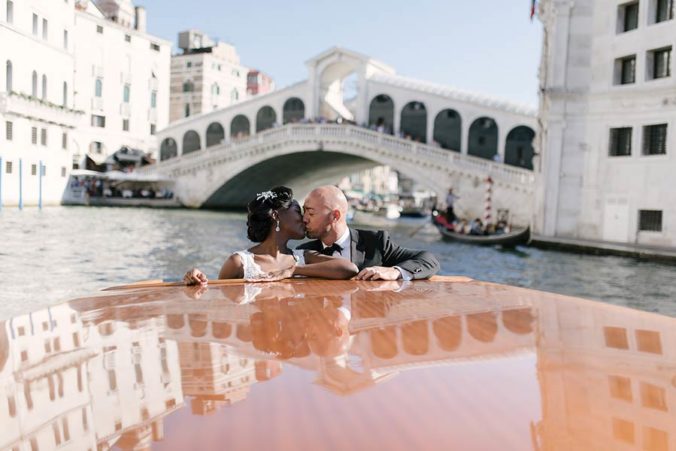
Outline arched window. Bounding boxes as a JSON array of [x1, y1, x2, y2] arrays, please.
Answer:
[[31, 71, 38, 97], [94, 78, 102, 97], [123, 84, 130, 103], [402, 320, 429, 356], [282, 97, 305, 124], [182, 80, 194, 93], [255, 106, 276, 132], [433, 316, 462, 351], [230, 114, 250, 139], [468, 117, 498, 160], [368, 94, 394, 134], [160, 138, 178, 161], [466, 312, 498, 343], [62, 82, 67, 107], [206, 122, 225, 147], [400, 101, 427, 142], [6, 1, 14, 24], [230, 88, 239, 103], [41, 74, 47, 100], [211, 83, 220, 96], [433, 109, 462, 151], [370, 327, 397, 359], [184, 104, 190, 117], [504, 126, 535, 170], [182, 130, 200, 154], [5, 60, 11, 92]]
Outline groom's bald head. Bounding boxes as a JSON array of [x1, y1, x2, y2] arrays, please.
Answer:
[[302, 185, 349, 242]]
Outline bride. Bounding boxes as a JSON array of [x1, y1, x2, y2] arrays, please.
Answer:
[[184, 186, 358, 284]]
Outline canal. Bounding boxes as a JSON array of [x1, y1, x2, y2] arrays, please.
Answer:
[[0, 206, 674, 319]]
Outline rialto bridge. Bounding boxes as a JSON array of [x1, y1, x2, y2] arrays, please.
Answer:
[[145, 48, 537, 223]]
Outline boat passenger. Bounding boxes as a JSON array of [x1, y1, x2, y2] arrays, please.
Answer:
[[298, 185, 440, 280], [184, 186, 359, 284]]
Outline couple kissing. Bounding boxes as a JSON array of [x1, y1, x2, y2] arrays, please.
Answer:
[[184, 185, 440, 284]]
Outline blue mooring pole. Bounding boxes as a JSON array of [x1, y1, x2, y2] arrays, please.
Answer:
[[38, 159, 43, 210], [18, 158, 23, 210]]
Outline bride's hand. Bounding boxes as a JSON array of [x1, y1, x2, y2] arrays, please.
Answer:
[[184, 268, 208, 286]]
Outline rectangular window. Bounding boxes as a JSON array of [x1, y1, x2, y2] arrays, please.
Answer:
[[40, 128, 47, 146], [31, 126, 37, 144], [648, 47, 671, 79], [122, 119, 129, 131], [639, 210, 663, 231], [62, 132, 67, 149], [31, 164, 37, 176], [150, 123, 156, 135], [5, 161, 12, 174], [123, 84, 130, 103], [187, 61, 192, 68], [96, 25, 103, 34], [42, 18, 48, 40], [150, 43, 160, 51], [643, 124, 667, 155], [125, 34, 131, 42], [621, 2, 639, 31], [5, 121, 12, 141], [609, 127, 632, 156], [41, 165, 46, 177], [61, 166, 66, 177], [32, 13, 38, 35], [150, 90, 157, 108], [616, 55, 636, 84], [6, 0, 13, 23], [63, 29, 68, 49], [91, 115, 106, 128], [655, 0, 674, 22]]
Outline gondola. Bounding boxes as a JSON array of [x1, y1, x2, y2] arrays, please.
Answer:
[[432, 212, 530, 247]]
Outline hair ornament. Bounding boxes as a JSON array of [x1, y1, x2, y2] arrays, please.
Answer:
[[256, 191, 278, 202]]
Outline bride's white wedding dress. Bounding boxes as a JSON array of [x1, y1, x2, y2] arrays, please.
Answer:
[[235, 250, 305, 280]]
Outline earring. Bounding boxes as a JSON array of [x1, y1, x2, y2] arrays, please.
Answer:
[[275, 220, 280, 232]]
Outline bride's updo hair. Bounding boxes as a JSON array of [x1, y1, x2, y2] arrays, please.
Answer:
[[247, 186, 294, 242]]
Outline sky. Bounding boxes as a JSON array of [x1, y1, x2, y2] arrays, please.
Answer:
[[139, 0, 543, 107]]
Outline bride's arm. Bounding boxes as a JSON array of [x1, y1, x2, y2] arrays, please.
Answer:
[[218, 254, 244, 279], [293, 252, 358, 279]]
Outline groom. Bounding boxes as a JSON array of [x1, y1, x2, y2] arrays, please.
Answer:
[[298, 185, 440, 280]]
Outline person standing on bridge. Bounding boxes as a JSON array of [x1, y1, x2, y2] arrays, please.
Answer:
[[299, 185, 440, 280]]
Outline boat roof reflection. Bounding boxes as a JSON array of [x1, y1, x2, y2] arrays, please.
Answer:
[[1, 277, 674, 450]]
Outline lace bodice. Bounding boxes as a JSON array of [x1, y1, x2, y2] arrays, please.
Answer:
[[235, 250, 305, 281], [235, 250, 268, 280]]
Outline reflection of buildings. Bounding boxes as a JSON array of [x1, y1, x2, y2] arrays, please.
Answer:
[[2, 281, 676, 449], [0, 302, 183, 450], [535, 299, 676, 450]]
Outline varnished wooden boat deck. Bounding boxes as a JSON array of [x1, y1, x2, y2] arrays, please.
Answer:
[[1, 277, 674, 450]]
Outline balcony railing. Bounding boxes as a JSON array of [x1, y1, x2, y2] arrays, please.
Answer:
[[0, 92, 84, 128]]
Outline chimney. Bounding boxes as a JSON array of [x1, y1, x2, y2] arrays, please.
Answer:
[[135, 6, 146, 33]]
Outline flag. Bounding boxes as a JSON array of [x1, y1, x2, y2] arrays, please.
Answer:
[[530, 0, 537, 20]]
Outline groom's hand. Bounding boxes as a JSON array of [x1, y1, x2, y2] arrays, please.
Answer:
[[352, 266, 401, 281]]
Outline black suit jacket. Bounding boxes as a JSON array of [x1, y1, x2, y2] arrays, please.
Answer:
[[297, 228, 440, 280]]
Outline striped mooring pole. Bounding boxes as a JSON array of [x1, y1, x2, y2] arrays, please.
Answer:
[[483, 176, 493, 224]]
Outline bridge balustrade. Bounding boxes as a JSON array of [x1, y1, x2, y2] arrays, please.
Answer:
[[148, 124, 535, 188]]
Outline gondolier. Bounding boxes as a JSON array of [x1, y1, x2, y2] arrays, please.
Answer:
[[445, 188, 459, 223]]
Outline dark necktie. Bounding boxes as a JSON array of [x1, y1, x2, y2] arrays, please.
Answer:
[[321, 243, 342, 256]]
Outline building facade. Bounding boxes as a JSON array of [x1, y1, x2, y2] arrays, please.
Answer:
[[169, 30, 254, 123], [536, 0, 676, 247], [0, 0, 169, 207], [73, 0, 170, 167], [0, 0, 83, 207]]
